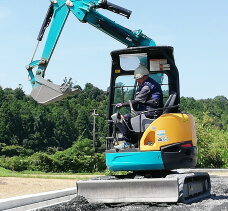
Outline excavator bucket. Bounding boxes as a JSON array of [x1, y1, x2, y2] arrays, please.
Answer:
[[30, 76, 80, 105]]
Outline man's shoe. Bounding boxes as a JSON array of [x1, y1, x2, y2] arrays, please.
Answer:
[[114, 141, 134, 149], [114, 141, 127, 149]]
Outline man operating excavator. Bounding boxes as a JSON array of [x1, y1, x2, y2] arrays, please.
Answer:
[[115, 65, 163, 149], [26, 1, 211, 203]]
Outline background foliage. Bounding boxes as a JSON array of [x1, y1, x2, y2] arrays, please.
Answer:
[[0, 85, 227, 172]]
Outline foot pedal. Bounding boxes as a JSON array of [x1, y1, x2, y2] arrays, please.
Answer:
[[31, 75, 80, 105]]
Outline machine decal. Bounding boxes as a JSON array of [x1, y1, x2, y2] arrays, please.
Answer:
[[157, 130, 165, 142], [157, 138, 163, 142], [157, 130, 165, 136], [164, 136, 169, 142]]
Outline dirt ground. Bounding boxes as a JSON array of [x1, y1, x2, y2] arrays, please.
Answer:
[[0, 177, 77, 199]]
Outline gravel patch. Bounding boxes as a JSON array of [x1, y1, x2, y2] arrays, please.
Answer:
[[37, 175, 228, 211]]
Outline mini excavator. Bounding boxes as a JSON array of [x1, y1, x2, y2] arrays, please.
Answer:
[[26, 0, 211, 204]]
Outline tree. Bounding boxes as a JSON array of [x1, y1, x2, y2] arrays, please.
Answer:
[[0, 83, 227, 170], [14, 85, 25, 100]]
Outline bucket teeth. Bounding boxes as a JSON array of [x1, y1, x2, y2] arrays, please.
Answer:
[[31, 75, 80, 105]]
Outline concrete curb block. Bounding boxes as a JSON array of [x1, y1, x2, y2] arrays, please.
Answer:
[[193, 168, 228, 172], [178, 168, 228, 173], [0, 187, 76, 210]]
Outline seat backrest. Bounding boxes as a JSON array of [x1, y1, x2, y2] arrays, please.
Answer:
[[163, 91, 177, 114], [130, 92, 177, 132], [141, 115, 154, 131], [131, 114, 154, 132]]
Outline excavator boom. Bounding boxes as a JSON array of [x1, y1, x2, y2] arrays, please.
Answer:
[[26, 0, 155, 105]]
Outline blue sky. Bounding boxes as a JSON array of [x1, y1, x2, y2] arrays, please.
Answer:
[[0, 0, 227, 99]]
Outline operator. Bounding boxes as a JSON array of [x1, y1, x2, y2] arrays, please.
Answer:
[[115, 65, 163, 148]]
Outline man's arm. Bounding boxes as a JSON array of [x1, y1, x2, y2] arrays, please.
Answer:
[[116, 86, 150, 108], [134, 86, 150, 103]]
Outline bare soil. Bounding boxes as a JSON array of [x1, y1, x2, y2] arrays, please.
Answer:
[[0, 177, 76, 199]]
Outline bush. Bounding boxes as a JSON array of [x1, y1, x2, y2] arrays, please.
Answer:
[[1, 145, 32, 157], [28, 152, 58, 172], [94, 153, 106, 172], [196, 119, 228, 168], [53, 151, 95, 173], [0, 143, 6, 153], [0, 156, 28, 171]]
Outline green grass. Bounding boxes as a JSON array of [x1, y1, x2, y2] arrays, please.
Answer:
[[0, 167, 103, 180]]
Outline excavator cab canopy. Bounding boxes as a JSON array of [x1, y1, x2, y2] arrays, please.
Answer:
[[108, 46, 180, 123]]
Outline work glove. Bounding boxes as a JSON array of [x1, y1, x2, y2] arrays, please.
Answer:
[[115, 103, 122, 108]]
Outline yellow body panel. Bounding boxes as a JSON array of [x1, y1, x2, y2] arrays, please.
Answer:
[[140, 113, 197, 151]]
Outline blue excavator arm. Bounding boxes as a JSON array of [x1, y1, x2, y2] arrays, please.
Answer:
[[26, 0, 156, 105]]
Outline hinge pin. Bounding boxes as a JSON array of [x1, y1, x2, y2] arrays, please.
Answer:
[[66, 0, 74, 7]]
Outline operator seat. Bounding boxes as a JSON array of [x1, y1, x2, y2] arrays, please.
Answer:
[[129, 100, 155, 133], [130, 91, 177, 133]]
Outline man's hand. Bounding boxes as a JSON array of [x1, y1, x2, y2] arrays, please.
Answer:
[[115, 103, 122, 108]]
